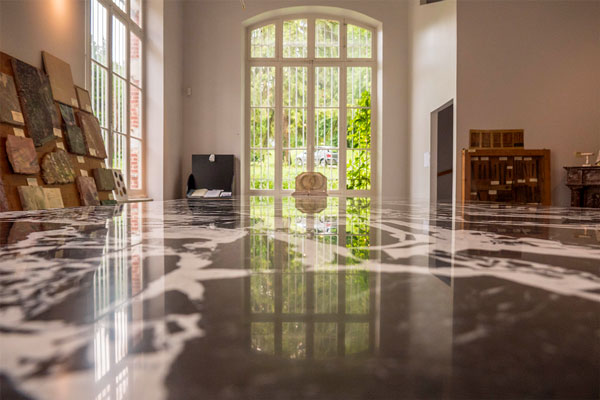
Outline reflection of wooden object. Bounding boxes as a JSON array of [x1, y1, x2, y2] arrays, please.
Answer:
[[0, 176, 8, 212], [462, 149, 551, 205], [564, 166, 600, 208], [42, 51, 79, 108], [469, 129, 525, 149], [294, 197, 328, 214], [292, 172, 327, 196]]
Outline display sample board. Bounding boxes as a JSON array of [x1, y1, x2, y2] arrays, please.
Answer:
[[42, 51, 79, 108], [76, 176, 100, 206], [78, 111, 108, 159], [6, 135, 40, 174], [75, 86, 93, 114], [0, 52, 115, 211]]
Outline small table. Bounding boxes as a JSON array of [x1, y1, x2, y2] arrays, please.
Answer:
[[564, 166, 600, 207]]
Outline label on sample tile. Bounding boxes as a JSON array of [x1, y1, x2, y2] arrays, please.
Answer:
[[13, 128, 25, 137], [468, 149, 476, 153], [518, 179, 526, 183], [53, 128, 62, 138], [530, 178, 538, 183], [90, 149, 97, 157], [499, 157, 508, 161], [56, 142, 65, 150], [524, 157, 532, 161], [506, 180, 513, 185], [514, 156, 523, 160], [507, 166, 513, 169], [77, 156, 85, 164], [481, 157, 489, 161], [101, 162, 106, 168], [27, 178, 38, 186], [71, 98, 78, 107], [491, 181, 500, 185], [472, 157, 479, 161], [11, 111, 24, 123], [489, 190, 497, 195], [80, 170, 88, 177], [85, 105, 92, 113]]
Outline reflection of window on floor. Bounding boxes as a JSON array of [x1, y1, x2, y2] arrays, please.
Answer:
[[93, 203, 145, 400], [247, 196, 375, 359]]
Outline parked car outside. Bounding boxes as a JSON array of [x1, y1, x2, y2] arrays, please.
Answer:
[[295, 149, 338, 166]]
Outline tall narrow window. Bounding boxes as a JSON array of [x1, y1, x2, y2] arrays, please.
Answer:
[[247, 17, 376, 194], [90, 0, 144, 194]]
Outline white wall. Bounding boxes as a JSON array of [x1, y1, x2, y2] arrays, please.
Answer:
[[163, 0, 185, 199], [408, 0, 457, 202], [181, 0, 409, 197], [456, 0, 600, 206], [0, 0, 87, 86]]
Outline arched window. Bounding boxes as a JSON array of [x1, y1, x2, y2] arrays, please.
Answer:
[[246, 16, 377, 194]]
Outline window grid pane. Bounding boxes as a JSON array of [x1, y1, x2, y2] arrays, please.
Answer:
[[112, 16, 127, 78], [315, 67, 339, 190], [130, 0, 142, 27], [112, 133, 127, 182], [251, 24, 276, 58], [315, 19, 340, 58], [283, 67, 307, 190], [130, 138, 142, 190], [347, 25, 372, 58], [130, 33, 142, 87], [112, 0, 126, 12], [130, 85, 142, 138], [91, 0, 108, 66], [91, 62, 109, 129], [283, 19, 308, 58], [113, 75, 127, 134]]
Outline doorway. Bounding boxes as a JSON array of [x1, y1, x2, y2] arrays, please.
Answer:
[[430, 100, 454, 203]]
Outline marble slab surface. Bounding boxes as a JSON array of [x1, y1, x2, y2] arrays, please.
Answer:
[[0, 197, 598, 400]]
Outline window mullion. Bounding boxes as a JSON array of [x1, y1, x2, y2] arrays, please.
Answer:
[[126, 20, 131, 188], [340, 66, 348, 195], [307, 61, 315, 173], [275, 65, 283, 193], [107, 7, 114, 169]]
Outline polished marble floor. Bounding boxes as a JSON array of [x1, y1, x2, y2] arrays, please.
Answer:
[[0, 197, 599, 400]]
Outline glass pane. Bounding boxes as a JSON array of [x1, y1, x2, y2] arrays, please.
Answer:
[[112, 0, 126, 12], [250, 150, 275, 190], [315, 67, 339, 107], [131, 0, 142, 27], [251, 323, 274, 354], [283, 67, 307, 107], [347, 24, 372, 58], [283, 67, 307, 190], [346, 269, 369, 314], [250, 108, 275, 149], [91, 62, 108, 128], [282, 322, 305, 359], [347, 67, 371, 107], [112, 17, 127, 77], [346, 150, 371, 190], [347, 108, 371, 149], [91, 0, 108, 66], [283, 19, 307, 58], [315, 323, 337, 359], [101, 128, 109, 155], [130, 85, 142, 138], [130, 33, 142, 87], [113, 75, 127, 133], [345, 323, 369, 355], [251, 273, 274, 312], [315, 19, 340, 58], [314, 109, 339, 190], [314, 245, 338, 314], [112, 133, 127, 181], [251, 67, 275, 107], [130, 138, 142, 190], [250, 24, 276, 58]]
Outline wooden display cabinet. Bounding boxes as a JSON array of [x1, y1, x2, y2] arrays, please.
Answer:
[[462, 148, 551, 205]]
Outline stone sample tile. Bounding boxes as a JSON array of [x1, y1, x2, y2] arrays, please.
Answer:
[[11, 59, 55, 147], [43, 188, 64, 209], [100, 199, 118, 206], [41, 149, 76, 184], [77, 111, 107, 159], [39, 73, 61, 129], [42, 51, 79, 108], [111, 169, 128, 201], [76, 176, 100, 206], [5, 135, 40, 175], [0, 176, 9, 212], [93, 168, 115, 191], [59, 104, 86, 155], [17, 186, 48, 211], [75, 86, 93, 113], [0, 72, 24, 126]]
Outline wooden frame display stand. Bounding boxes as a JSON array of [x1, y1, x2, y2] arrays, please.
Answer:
[[462, 148, 551, 205], [0, 52, 114, 211]]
